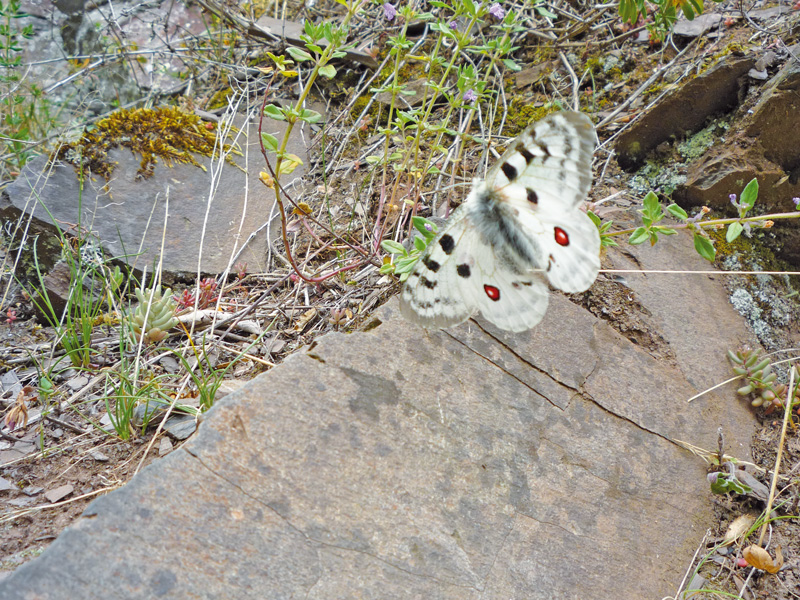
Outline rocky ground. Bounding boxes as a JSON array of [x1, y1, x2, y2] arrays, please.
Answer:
[[1, 0, 800, 597]]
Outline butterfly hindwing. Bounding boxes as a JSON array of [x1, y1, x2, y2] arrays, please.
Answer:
[[400, 208, 473, 329], [400, 209, 551, 332]]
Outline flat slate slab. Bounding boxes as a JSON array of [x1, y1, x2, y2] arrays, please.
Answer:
[[0, 235, 757, 599], [0, 115, 305, 280]]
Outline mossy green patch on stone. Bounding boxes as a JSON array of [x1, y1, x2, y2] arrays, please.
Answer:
[[53, 106, 237, 180], [677, 119, 730, 160]]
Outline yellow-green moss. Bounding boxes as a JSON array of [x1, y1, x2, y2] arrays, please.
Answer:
[[54, 106, 236, 179], [498, 99, 556, 135], [206, 87, 233, 111]]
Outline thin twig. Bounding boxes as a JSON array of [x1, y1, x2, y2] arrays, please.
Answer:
[[757, 364, 796, 546]]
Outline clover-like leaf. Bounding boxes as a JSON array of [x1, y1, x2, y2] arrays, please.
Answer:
[[261, 133, 278, 153], [666, 203, 688, 220], [381, 239, 406, 255], [628, 227, 649, 245], [264, 104, 285, 121]]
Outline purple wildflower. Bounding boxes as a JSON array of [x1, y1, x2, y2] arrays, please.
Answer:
[[463, 89, 477, 103], [425, 222, 434, 232], [488, 3, 505, 19], [383, 3, 396, 21], [793, 197, 800, 209], [729, 193, 738, 206]]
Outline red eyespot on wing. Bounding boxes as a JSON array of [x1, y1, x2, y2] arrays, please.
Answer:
[[554, 227, 569, 247], [484, 284, 501, 302]]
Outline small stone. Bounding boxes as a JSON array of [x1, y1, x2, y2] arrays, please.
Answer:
[[89, 450, 110, 462], [66, 376, 89, 392], [132, 401, 168, 427], [50, 428, 64, 439], [0, 476, 13, 492], [21, 486, 43, 496], [158, 437, 173, 456], [265, 338, 286, 355], [44, 484, 74, 503], [6, 497, 34, 507], [0, 371, 22, 398], [159, 356, 180, 373], [164, 415, 197, 440]]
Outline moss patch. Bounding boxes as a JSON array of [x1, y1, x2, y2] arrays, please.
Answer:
[[54, 106, 236, 180]]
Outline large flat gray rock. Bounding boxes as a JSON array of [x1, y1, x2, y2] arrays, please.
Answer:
[[0, 115, 305, 280], [0, 234, 757, 599]]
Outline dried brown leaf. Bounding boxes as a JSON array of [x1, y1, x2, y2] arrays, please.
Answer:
[[723, 514, 757, 546], [743, 544, 783, 573]]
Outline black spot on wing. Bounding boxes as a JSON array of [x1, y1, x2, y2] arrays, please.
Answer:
[[501, 162, 518, 181], [516, 143, 534, 165], [422, 257, 441, 273], [536, 140, 550, 157], [526, 188, 538, 204], [420, 276, 436, 289], [456, 264, 471, 278], [439, 234, 455, 255]]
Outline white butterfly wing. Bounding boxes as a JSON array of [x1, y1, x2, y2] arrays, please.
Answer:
[[485, 111, 595, 211], [400, 209, 550, 332], [516, 201, 600, 292], [399, 110, 600, 332], [484, 111, 600, 293], [399, 209, 474, 330]]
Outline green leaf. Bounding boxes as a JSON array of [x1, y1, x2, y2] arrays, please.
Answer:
[[263, 104, 285, 121], [587, 210, 602, 228], [710, 472, 752, 495], [318, 65, 337, 79], [414, 236, 427, 251], [628, 227, 649, 245], [642, 191, 661, 221], [286, 46, 312, 62], [658, 227, 678, 236], [727, 221, 744, 243], [740, 178, 759, 212], [694, 234, 716, 261], [412, 216, 438, 236], [666, 204, 688, 220], [299, 109, 323, 124], [381, 240, 406, 255], [502, 58, 522, 72], [535, 6, 558, 18], [261, 133, 278, 153]]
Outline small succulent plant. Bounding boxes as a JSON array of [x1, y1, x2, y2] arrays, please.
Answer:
[[728, 348, 800, 415], [130, 285, 179, 344]]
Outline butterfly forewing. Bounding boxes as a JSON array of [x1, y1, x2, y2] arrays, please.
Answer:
[[486, 111, 595, 212], [399, 111, 600, 332]]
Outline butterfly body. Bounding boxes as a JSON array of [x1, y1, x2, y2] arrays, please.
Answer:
[[400, 111, 600, 332]]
